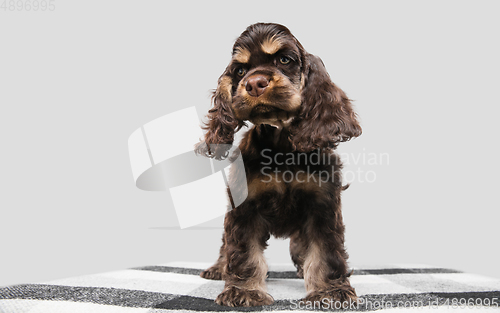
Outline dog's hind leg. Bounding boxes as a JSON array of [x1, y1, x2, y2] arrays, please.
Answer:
[[289, 231, 307, 278], [200, 233, 226, 280]]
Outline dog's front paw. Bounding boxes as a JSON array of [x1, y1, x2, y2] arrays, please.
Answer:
[[304, 284, 357, 308], [215, 286, 274, 307], [200, 266, 223, 280]]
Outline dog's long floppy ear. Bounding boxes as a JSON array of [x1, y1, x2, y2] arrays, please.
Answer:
[[289, 54, 362, 151], [195, 70, 239, 160]]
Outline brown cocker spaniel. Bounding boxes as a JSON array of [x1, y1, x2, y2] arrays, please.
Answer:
[[195, 23, 362, 307]]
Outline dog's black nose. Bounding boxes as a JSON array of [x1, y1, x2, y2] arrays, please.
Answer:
[[245, 75, 269, 97]]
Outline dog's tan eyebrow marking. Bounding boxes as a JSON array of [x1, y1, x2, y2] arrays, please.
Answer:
[[261, 35, 283, 55], [232, 47, 251, 63]]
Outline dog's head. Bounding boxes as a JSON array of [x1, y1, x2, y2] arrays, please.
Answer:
[[196, 23, 361, 159]]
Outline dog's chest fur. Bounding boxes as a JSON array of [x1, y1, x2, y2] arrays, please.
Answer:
[[231, 124, 343, 237]]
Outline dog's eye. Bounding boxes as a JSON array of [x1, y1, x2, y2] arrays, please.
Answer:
[[279, 56, 291, 65], [236, 67, 246, 77]]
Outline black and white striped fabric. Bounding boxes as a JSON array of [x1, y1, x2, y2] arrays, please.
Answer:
[[1, 262, 499, 312]]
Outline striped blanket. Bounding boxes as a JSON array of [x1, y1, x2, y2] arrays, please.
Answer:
[[1, 262, 499, 312]]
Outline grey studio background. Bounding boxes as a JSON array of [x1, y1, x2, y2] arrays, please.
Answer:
[[1, 1, 499, 287]]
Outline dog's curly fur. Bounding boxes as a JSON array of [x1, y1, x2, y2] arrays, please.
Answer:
[[195, 23, 361, 307]]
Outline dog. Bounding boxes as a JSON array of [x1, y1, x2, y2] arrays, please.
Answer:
[[195, 23, 362, 307]]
